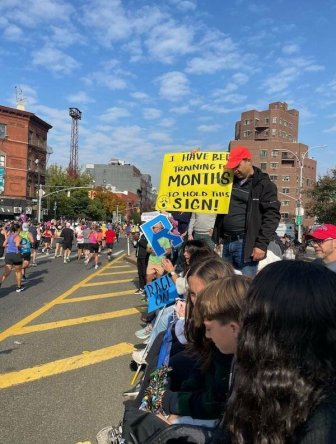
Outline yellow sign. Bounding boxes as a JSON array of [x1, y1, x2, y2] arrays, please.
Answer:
[[156, 151, 233, 214]]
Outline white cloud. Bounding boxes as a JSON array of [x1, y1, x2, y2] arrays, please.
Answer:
[[145, 21, 195, 63], [99, 107, 131, 122], [83, 72, 127, 90], [143, 108, 162, 119], [159, 118, 176, 128], [130, 92, 150, 101], [263, 56, 325, 94], [157, 71, 190, 101], [80, 0, 131, 45], [148, 132, 172, 142], [32, 45, 80, 75], [282, 44, 300, 55], [3, 24, 23, 41], [67, 91, 95, 105], [170, 105, 190, 114], [197, 124, 222, 133], [169, 0, 197, 11], [232, 73, 249, 85], [49, 25, 84, 48], [0, 0, 74, 28]]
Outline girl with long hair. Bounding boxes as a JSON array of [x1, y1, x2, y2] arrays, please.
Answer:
[[225, 260, 336, 443]]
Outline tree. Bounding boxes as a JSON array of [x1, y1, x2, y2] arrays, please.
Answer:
[[306, 168, 336, 224], [94, 187, 127, 219], [45, 165, 128, 221]]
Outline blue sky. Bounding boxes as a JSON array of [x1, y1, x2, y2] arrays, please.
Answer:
[[1, 0, 335, 186]]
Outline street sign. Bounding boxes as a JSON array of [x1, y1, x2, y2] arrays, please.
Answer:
[[296, 216, 303, 225], [0, 166, 4, 192]]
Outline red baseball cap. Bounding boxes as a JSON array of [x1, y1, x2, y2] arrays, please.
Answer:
[[306, 224, 336, 240], [225, 146, 252, 169]]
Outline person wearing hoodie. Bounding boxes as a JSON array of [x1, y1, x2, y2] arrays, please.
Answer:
[[213, 146, 280, 277]]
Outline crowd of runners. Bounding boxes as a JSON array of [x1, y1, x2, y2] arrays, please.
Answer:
[[0, 219, 128, 293]]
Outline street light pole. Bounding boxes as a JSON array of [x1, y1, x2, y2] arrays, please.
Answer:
[[282, 145, 326, 243]]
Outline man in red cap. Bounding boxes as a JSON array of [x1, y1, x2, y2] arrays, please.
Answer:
[[306, 224, 336, 272], [213, 145, 280, 276]]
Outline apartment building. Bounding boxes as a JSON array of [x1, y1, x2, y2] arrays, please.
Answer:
[[230, 102, 316, 225], [0, 105, 52, 219], [85, 159, 153, 212]]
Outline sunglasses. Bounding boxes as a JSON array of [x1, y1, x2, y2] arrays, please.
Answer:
[[308, 238, 333, 246]]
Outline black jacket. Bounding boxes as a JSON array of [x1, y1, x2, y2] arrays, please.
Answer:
[[134, 234, 149, 259], [214, 167, 280, 262]]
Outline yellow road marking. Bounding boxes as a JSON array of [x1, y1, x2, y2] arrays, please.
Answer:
[[0, 342, 134, 389], [82, 278, 134, 287], [0, 254, 126, 343], [109, 265, 131, 269], [13, 307, 139, 335], [57, 290, 136, 304], [100, 270, 137, 276]]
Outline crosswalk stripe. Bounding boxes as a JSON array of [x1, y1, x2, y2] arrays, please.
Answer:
[[0, 254, 127, 343], [99, 270, 137, 276], [82, 278, 134, 287], [13, 307, 140, 335], [57, 290, 136, 303], [0, 342, 134, 389]]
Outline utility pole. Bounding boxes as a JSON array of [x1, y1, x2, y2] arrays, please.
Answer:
[[282, 145, 326, 243], [37, 184, 43, 223]]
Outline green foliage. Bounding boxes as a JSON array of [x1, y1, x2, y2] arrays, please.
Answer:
[[128, 211, 141, 225], [306, 168, 336, 224], [45, 165, 125, 220]]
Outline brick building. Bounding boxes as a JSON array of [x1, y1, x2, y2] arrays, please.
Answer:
[[230, 102, 316, 225], [0, 105, 52, 219]]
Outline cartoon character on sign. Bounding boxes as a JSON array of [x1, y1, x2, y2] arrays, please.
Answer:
[[141, 214, 183, 257], [156, 195, 170, 210]]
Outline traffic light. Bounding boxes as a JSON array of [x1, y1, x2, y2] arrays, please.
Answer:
[[88, 190, 97, 199]]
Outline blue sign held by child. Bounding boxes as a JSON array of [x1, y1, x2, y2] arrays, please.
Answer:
[[145, 274, 178, 312], [141, 214, 183, 257]]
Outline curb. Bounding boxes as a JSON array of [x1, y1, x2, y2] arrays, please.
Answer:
[[125, 254, 137, 266]]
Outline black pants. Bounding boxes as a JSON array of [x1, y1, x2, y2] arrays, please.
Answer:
[[137, 257, 147, 289]]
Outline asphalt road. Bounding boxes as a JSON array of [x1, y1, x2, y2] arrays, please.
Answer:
[[0, 238, 144, 444]]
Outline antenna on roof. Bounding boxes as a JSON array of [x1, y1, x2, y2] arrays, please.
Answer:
[[15, 86, 26, 111]]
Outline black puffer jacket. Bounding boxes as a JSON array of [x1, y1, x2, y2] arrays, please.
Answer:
[[214, 167, 280, 262]]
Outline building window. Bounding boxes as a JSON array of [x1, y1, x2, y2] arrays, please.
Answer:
[[272, 117, 277, 124], [282, 175, 290, 181], [244, 119, 251, 125], [270, 162, 278, 169], [265, 118, 269, 124], [282, 188, 290, 194], [271, 149, 279, 156], [0, 123, 7, 139], [243, 130, 251, 137], [270, 175, 278, 181], [0, 155, 5, 166], [28, 131, 33, 144], [281, 201, 290, 206], [279, 118, 282, 125], [281, 212, 289, 219], [271, 129, 277, 136], [260, 150, 267, 157], [260, 163, 267, 171]]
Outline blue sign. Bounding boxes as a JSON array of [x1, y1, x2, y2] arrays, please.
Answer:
[[145, 274, 178, 312], [141, 214, 183, 257]]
